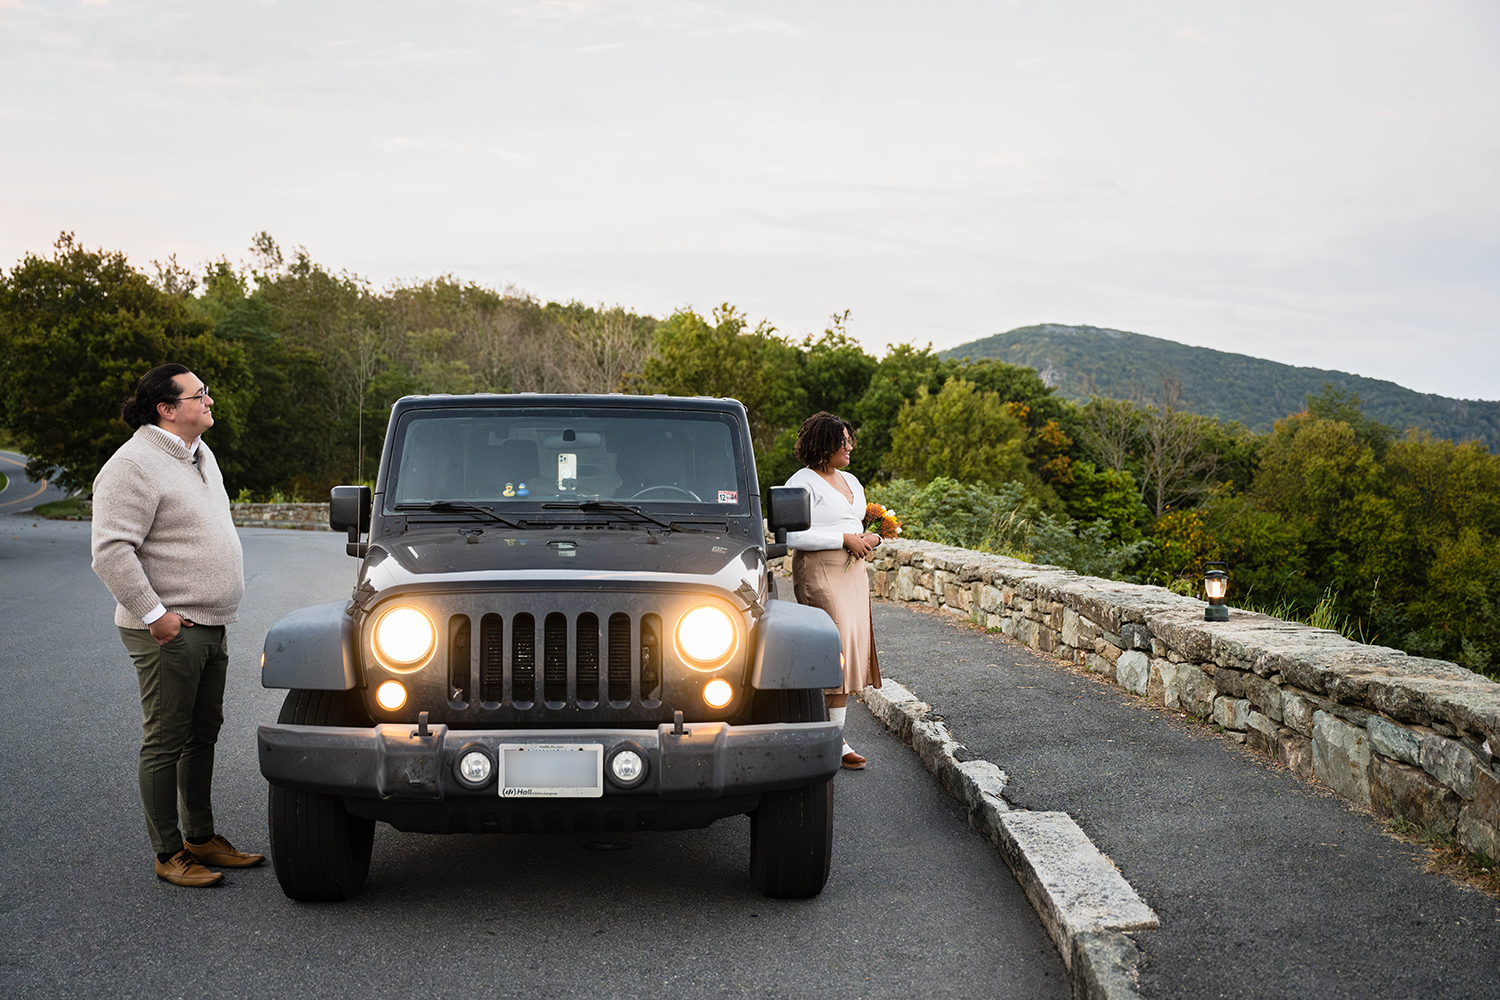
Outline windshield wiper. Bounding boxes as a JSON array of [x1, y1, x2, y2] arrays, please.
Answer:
[[540, 500, 677, 530], [393, 500, 526, 529]]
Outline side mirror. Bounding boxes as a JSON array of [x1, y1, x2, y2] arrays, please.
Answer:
[[330, 486, 372, 558], [765, 486, 811, 558]]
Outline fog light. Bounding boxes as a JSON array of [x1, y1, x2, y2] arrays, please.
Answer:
[[611, 750, 644, 782], [376, 680, 407, 710], [703, 678, 734, 708], [606, 745, 648, 789], [457, 749, 493, 786]]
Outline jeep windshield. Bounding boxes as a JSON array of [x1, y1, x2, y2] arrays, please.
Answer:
[[383, 406, 750, 518]]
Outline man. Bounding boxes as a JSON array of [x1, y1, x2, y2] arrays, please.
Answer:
[[91, 363, 264, 887]]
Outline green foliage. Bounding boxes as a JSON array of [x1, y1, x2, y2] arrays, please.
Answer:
[[799, 316, 878, 418], [847, 343, 950, 483], [868, 477, 1026, 551], [1305, 383, 1395, 459], [1142, 488, 1308, 602], [885, 379, 1031, 488], [632, 304, 804, 461], [868, 476, 1150, 581], [191, 261, 337, 495], [1022, 513, 1154, 582], [0, 234, 249, 493], [32, 497, 90, 519], [1052, 460, 1149, 543]]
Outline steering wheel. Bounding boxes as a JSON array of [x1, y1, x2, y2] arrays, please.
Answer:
[[629, 485, 703, 502]]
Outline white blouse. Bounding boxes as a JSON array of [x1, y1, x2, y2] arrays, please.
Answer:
[[783, 466, 867, 552]]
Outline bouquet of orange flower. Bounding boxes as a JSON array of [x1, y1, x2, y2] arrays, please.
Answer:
[[846, 502, 902, 568], [864, 502, 901, 540]]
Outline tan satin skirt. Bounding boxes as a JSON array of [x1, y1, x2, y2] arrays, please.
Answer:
[[791, 548, 882, 696]]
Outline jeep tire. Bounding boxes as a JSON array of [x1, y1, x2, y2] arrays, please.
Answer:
[[268, 689, 376, 902], [748, 688, 834, 898]]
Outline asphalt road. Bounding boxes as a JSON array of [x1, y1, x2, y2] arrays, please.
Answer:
[[874, 601, 1500, 1000], [0, 450, 70, 513], [0, 518, 1067, 1000]]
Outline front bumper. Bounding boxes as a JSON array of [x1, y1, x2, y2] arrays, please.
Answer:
[[258, 720, 842, 802]]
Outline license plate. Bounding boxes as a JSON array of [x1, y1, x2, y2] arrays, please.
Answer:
[[498, 743, 604, 798]]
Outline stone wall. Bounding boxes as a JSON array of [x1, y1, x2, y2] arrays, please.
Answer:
[[78, 500, 332, 530], [228, 502, 332, 530], [863, 539, 1500, 861]]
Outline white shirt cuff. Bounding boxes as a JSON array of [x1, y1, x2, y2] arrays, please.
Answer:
[[141, 603, 168, 625]]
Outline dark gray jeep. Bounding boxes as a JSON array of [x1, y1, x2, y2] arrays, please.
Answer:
[[257, 393, 843, 901]]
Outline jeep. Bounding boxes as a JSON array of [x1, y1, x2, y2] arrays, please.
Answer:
[[257, 393, 843, 901]]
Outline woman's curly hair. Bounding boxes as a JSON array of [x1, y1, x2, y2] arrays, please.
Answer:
[[794, 412, 855, 471]]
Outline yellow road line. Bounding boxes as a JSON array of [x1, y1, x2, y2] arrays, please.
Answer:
[[0, 453, 50, 509], [0, 481, 47, 509]]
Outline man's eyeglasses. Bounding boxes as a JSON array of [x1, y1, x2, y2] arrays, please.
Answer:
[[175, 387, 210, 404]]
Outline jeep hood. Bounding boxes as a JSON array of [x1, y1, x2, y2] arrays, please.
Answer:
[[358, 524, 766, 595]]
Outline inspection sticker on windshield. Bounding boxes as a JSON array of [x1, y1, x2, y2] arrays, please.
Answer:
[[717, 490, 738, 503], [499, 743, 603, 798]]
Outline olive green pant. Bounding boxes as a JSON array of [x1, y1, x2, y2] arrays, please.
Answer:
[[118, 625, 228, 855]]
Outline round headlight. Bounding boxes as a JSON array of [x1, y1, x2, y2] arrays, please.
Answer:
[[375, 680, 407, 711], [703, 678, 734, 708], [374, 606, 436, 666], [676, 605, 736, 665]]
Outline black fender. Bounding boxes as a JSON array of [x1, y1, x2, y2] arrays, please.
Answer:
[[261, 600, 358, 691], [748, 599, 843, 690]]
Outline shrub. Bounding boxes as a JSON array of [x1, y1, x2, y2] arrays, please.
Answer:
[[868, 476, 1151, 581]]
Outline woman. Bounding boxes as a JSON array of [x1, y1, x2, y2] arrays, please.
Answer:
[[784, 412, 882, 769]]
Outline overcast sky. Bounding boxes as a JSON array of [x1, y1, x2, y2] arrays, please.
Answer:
[[3, 0, 1497, 400]]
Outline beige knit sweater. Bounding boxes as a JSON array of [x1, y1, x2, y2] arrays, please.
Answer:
[[91, 426, 245, 629]]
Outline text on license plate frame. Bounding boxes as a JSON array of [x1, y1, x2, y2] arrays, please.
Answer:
[[498, 743, 604, 798]]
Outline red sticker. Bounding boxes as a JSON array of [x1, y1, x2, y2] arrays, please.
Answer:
[[717, 490, 738, 504]]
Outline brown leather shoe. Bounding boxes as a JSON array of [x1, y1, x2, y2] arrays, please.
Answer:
[[155, 849, 225, 887], [185, 835, 265, 868], [841, 750, 867, 769]]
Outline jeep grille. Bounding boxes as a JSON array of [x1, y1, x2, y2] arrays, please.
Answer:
[[364, 590, 738, 725]]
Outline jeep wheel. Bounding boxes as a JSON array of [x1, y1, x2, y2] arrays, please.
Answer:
[[267, 690, 376, 902], [748, 688, 833, 898]]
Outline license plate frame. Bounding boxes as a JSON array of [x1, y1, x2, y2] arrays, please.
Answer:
[[498, 743, 605, 798]]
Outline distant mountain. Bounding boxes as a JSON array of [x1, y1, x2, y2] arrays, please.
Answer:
[[941, 324, 1499, 452]]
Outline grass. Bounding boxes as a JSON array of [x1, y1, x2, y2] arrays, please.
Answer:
[[1239, 586, 1374, 644], [1385, 817, 1500, 899], [33, 497, 90, 520]]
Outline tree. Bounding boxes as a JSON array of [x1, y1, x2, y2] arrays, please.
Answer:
[[798, 315, 878, 418], [631, 305, 805, 458], [884, 379, 1030, 488], [1053, 460, 1150, 543], [1077, 396, 1143, 476], [546, 305, 657, 394], [849, 343, 952, 483], [192, 260, 335, 495], [250, 234, 386, 482], [0, 234, 246, 493], [1306, 383, 1394, 459]]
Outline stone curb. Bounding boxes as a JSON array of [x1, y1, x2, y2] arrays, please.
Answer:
[[863, 678, 1157, 1000]]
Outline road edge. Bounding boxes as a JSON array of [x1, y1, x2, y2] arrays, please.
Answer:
[[862, 678, 1157, 1000]]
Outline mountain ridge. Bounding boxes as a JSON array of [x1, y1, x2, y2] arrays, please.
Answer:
[[941, 324, 1499, 452]]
